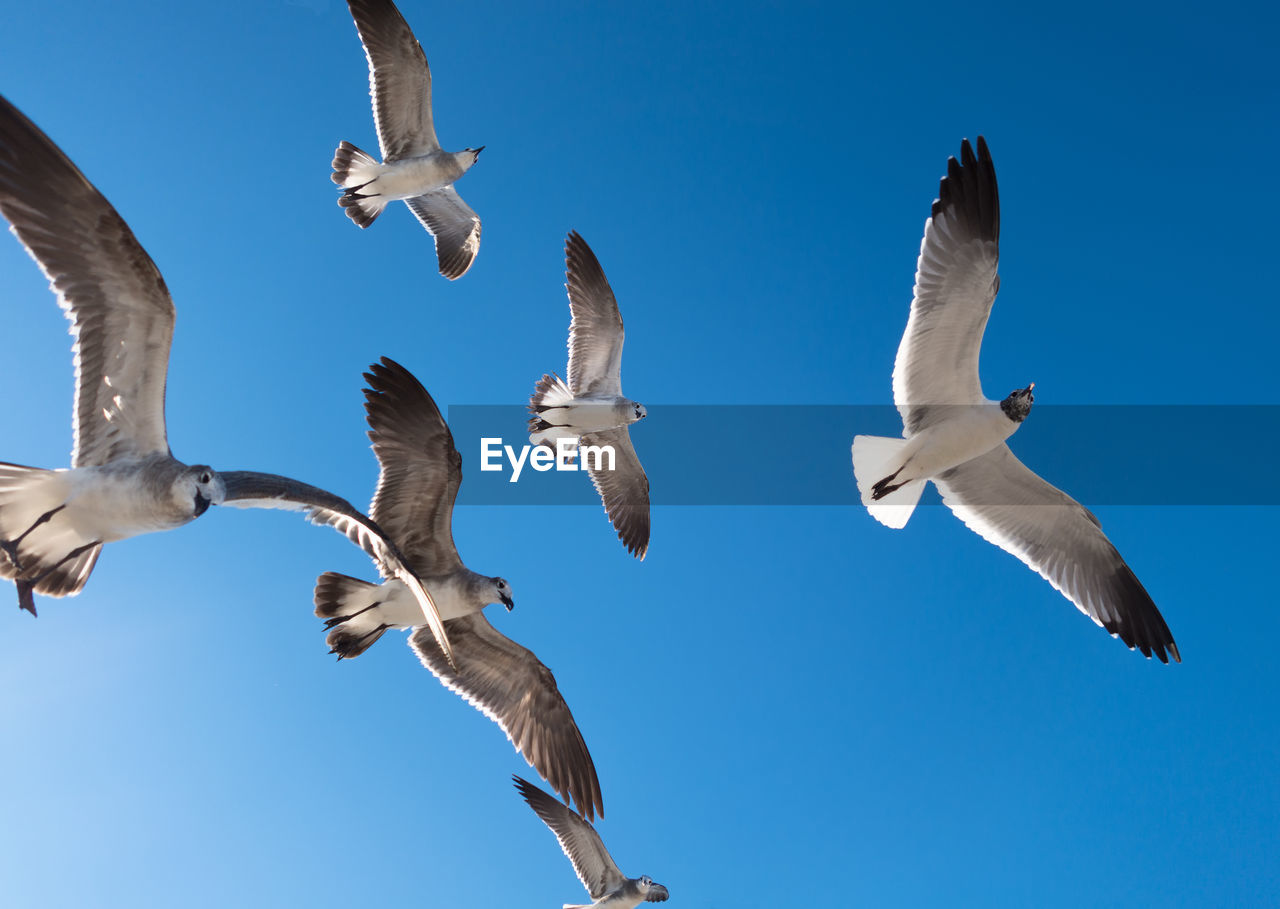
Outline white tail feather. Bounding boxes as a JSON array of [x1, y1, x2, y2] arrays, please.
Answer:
[[851, 435, 925, 529]]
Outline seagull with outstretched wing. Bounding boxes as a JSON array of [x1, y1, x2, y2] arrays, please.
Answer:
[[332, 0, 483, 280], [515, 775, 669, 908], [528, 232, 650, 559], [0, 93, 451, 663], [851, 137, 1178, 662], [315, 357, 603, 821]]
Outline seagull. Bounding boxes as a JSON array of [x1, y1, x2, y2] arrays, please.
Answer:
[[314, 357, 603, 820], [332, 0, 483, 280], [0, 93, 452, 664], [528, 232, 650, 559], [851, 137, 1179, 663], [514, 775, 669, 908]]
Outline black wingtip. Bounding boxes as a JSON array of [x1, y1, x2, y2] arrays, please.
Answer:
[[930, 135, 999, 243]]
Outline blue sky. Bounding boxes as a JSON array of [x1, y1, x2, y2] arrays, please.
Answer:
[[1, 0, 1277, 905]]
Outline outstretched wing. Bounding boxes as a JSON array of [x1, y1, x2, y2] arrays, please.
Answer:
[[934, 445, 1179, 662], [346, 0, 439, 160], [564, 231, 626, 397], [404, 188, 481, 280], [892, 136, 1000, 435], [514, 775, 624, 899], [580, 427, 649, 559], [0, 93, 174, 467], [411, 614, 603, 820], [362, 357, 463, 576], [219, 470, 452, 665]]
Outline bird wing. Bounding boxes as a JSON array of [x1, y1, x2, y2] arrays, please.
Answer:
[[218, 470, 452, 665], [404, 188, 481, 280], [411, 614, 603, 820], [564, 231, 626, 397], [892, 136, 1000, 436], [361, 356, 464, 576], [0, 93, 174, 467], [934, 444, 1179, 662], [580, 427, 650, 559], [346, 0, 439, 160], [513, 775, 625, 899]]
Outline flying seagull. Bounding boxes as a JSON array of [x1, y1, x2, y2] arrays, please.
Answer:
[[0, 93, 452, 663], [315, 357, 603, 821], [332, 0, 483, 280], [528, 232, 650, 559], [514, 775, 669, 908], [851, 137, 1179, 663]]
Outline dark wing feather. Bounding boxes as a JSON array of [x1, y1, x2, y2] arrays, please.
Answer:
[[346, 0, 439, 160], [580, 427, 650, 559], [0, 93, 173, 466], [219, 469, 452, 664], [564, 232, 626, 397], [404, 189, 481, 280], [362, 357, 463, 576], [892, 136, 1000, 435], [514, 775, 624, 899], [935, 445, 1179, 662], [411, 614, 603, 820]]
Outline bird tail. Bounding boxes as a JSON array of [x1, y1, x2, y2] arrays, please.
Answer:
[[332, 140, 387, 228], [0, 463, 101, 612], [314, 571, 393, 658], [851, 435, 925, 529], [527, 373, 577, 447]]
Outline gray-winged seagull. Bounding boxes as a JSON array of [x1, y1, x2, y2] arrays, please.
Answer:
[[528, 232, 650, 559], [332, 0, 483, 280], [514, 775, 669, 908], [851, 137, 1179, 663], [315, 357, 603, 820], [0, 93, 452, 664]]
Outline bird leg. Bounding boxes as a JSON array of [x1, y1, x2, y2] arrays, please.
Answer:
[[0, 504, 66, 572], [320, 600, 383, 629], [871, 468, 907, 500]]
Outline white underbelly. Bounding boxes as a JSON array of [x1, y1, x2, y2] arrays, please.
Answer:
[[372, 156, 455, 199], [902, 405, 1016, 480]]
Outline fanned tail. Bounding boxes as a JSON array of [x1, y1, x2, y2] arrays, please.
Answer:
[[314, 571, 392, 658], [851, 435, 925, 529], [332, 141, 386, 228]]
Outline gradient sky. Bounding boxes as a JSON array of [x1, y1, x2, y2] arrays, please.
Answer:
[[1, 1, 1277, 906]]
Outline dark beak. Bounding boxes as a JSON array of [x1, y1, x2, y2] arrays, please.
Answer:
[[194, 492, 211, 517], [474, 145, 486, 156], [500, 593, 514, 612]]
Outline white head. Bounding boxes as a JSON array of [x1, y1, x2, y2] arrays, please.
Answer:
[[176, 465, 225, 518], [458, 146, 484, 173]]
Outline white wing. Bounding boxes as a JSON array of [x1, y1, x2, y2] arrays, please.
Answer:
[[934, 445, 1179, 662], [219, 470, 453, 666], [514, 775, 625, 899], [346, 0, 439, 160], [404, 188, 481, 280], [564, 231, 626, 397], [411, 615, 603, 820], [580, 427, 649, 559], [0, 94, 173, 467], [892, 137, 1000, 436]]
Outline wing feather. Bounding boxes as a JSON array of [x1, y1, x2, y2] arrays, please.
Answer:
[[934, 445, 1179, 662], [514, 775, 623, 899], [346, 0, 439, 160], [580, 427, 649, 559], [564, 232, 626, 397], [404, 188, 481, 280]]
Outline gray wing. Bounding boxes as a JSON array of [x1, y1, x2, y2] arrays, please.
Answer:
[[362, 357, 463, 576], [513, 775, 624, 899], [219, 470, 452, 665], [934, 445, 1179, 662], [581, 427, 649, 559], [0, 93, 173, 467], [564, 231, 625, 397], [347, 0, 439, 160], [892, 137, 1000, 435], [404, 188, 481, 280], [411, 614, 604, 820]]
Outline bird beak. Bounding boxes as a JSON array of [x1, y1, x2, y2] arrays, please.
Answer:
[[500, 593, 514, 611], [474, 146, 486, 156], [194, 492, 211, 517]]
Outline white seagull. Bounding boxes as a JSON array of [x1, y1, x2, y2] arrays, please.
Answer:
[[528, 232, 650, 559], [0, 93, 452, 664], [315, 357, 603, 820], [851, 137, 1178, 662], [332, 0, 484, 280], [514, 775, 669, 908]]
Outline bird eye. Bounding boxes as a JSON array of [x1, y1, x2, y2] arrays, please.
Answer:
[[199, 472, 211, 484]]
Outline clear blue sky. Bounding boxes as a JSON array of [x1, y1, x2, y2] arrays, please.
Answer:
[[1, 0, 1277, 906]]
